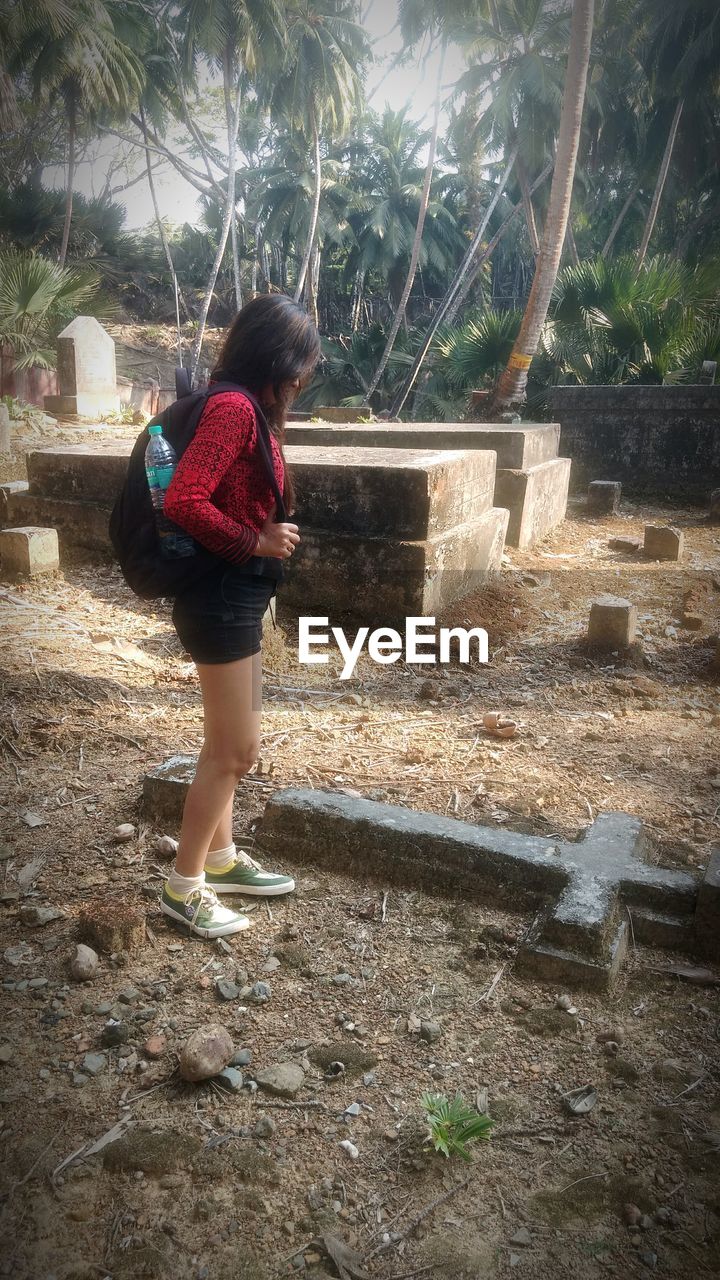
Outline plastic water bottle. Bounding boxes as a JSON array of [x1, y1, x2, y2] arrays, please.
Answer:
[[144, 424, 195, 559]]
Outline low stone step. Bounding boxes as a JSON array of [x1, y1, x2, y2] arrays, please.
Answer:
[[493, 457, 572, 549]]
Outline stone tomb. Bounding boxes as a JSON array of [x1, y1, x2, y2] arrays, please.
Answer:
[[284, 421, 570, 549], [257, 787, 710, 991], [44, 316, 119, 418], [3, 441, 509, 620]]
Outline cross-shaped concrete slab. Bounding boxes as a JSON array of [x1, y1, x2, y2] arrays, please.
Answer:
[[258, 789, 699, 991]]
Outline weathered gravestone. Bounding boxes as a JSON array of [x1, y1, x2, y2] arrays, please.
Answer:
[[44, 317, 119, 418], [256, 788, 708, 991]]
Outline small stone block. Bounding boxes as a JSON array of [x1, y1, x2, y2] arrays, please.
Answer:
[[0, 481, 29, 526], [587, 481, 621, 515], [588, 595, 637, 650], [709, 489, 720, 523], [0, 526, 59, 578], [643, 525, 684, 562], [695, 848, 720, 962], [78, 896, 145, 955], [143, 755, 197, 824]]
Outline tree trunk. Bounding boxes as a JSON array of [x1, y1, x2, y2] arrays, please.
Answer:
[[517, 155, 541, 256], [294, 102, 321, 303], [190, 50, 242, 380], [601, 182, 640, 259], [449, 161, 553, 324], [223, 48, 243, 311], [58, 95, 76, 268], [251, 222, 260, 294], [389, 152, 549, 418], [306, 244, 320, 327], [491, 0, 595, 415], [140, 107, 191, 320], [636, 98, 684, 271], [366, 44, 446, 403], [565, 218, 580, 265], [351, 266, 365, 332]]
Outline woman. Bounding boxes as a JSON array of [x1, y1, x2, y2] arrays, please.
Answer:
[[159, 294, 321, 939]]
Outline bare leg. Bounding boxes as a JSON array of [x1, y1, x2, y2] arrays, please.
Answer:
[[174, 653, 262, 878], [209, 794, 235, 855]]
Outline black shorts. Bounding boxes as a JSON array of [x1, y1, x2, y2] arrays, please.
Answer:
[[172, 569, 277, 665]]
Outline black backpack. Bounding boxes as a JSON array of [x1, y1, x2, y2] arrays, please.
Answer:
[[109, 381, 287, 600]]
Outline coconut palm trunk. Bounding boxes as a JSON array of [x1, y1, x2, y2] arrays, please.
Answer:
[[222, 48, 243, 311], [58, 93, 77, 269], [294, 102, 322, 302], [601, 182, 640, 259], [365, 44, 446, 403], [636, 98, 684, 271], [490, 0, 595, 415], [190, 48, 242, 380], [389, 147, 519, 417], [140, 108, 191, 320]]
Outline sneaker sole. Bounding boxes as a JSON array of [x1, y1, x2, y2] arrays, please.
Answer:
[[207, 879, 296, 897], [160, 900, 251, 938]]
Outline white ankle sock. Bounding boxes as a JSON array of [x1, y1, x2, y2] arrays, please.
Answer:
[[205, 842, 236, 872], [166, 869, 205, 899]]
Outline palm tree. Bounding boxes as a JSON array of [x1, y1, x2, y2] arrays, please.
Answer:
[[269, 0, 367, 306], [365, 44, 447, 401], [0, 249, 103, 368], [12, 0, 144, 268], [491, 0, 595, 414], [181, 0, 287, 377]]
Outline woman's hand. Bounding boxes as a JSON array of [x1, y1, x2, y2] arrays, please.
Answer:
[[255, 506, 300, 559]]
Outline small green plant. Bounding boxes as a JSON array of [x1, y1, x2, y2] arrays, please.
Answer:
[[421, 1091, 493, 1161]]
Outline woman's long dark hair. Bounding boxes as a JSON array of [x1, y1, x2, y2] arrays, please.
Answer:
[[212, 294, 321, 514]]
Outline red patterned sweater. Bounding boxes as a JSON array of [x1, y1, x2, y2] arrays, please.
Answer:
[[163, 391, 285, 566]]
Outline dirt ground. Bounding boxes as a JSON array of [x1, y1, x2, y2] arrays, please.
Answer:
[[0, 414, 719, 1279]]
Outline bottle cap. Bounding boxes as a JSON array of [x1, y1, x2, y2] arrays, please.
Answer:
[[148, 424, 163, 436]]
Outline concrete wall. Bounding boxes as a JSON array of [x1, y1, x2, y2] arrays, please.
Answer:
[[0, 347, 58, 406], [549, 385, 720, 499]]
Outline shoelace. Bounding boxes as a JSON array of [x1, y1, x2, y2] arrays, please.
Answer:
[[235, 849, 264, 872], [186, 885, 221, 925]]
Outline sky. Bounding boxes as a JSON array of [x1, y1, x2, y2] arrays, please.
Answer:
[[49, 0, 468, 231]]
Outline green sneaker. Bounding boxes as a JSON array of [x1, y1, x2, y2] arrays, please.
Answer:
[[205, 849, 295, 897], [160, 883, 252, 938]]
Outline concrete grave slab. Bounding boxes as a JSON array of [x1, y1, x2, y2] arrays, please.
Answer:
[[587, 596, 637, 650], [142, 756, 196, 824], [643, 525, 684, 562], [285, 421, 561, 470], [257, 788, 699, 992], [284, 422, 569, 549], [44, 316, 119, 418], [587, 480, 621, 515]]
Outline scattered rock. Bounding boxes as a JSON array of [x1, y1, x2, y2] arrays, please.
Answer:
[[262, 956, 281, 974], [420, 1021, 442, 1044], [339, 1139, 359, 1159], [0, 1043, 13, 1064], [555, 994, 577, 1014], [253, 1114, 276, 1138], [254, 1062, 305, 1098], [20, 904, 64, 927], [215, 977, 240, 1001], [216, 1066, 243, 1093], [3, 942, 33, 967], [249, 982, 272, 1004], [231, 1048, 252, 1068], [113, 823, 136, 843], [143, 1034, 167, 1059], [118, 986, 140, 1004], [82, 1052, 106, 1076], [101, 1021, 131, 1048], [179, 1024, 234, 1083], [510, 1228, 532, 1247], [70, 943, 99, 982], [623, 1204, 642, 1226], [153, 835, 178, 859]]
